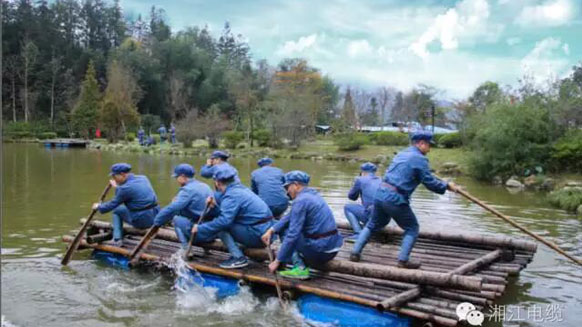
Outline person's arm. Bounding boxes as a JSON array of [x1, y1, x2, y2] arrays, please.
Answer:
[[277, 200, 307, 262], [251, 174, 259, 194], [198, 194, 240, 235], [417, 159, 447, 194], [347, 178, 361, 201], [272, 213, 291, 233], [98, 188, 125, 214], [200, 164, 214, 178], [153, 189, 191, 226]]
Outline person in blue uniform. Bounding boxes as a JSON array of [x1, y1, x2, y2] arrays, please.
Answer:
[[170, 124, 176, 144], [261, 171, 343, 280], [191, 165, 274, 269], [137, 127, 145, 145], [344, 162, 381, 241], [200, 150, 239, 182], [152, 164, 216, 248], [157, 125, 167, 143], [251, 157, 288, 218], [350, 131, 459, 269], [92, 163, 159, 246]]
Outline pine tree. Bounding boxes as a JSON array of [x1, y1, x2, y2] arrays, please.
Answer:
[[342, 87, 357, 129], [71, 60, 101, 138]]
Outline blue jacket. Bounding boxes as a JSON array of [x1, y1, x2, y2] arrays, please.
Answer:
[[153, 179, 214, 226], [380, 146, 448, 205], [98, 174, 159, 217], [348, 174, 381, 208], [200, 162, 240, 182], [251, 166, 288, 208], [157, 126, 167, 135], [273, 188, 343, 262], [137, 129, 145, 138], [198, 182, 273, 236]]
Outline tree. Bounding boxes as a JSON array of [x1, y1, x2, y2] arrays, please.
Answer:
[[4, 55, 20, 122], [180, 104, 231, 148], [71, 61, 101, 138], [228, 65, 259, 146], [100, 60, 141, 141], [49, 53, 62, 126], [468, 81, 502, 113], [341, 87, 357, 129], [20, 40, 38, 122]]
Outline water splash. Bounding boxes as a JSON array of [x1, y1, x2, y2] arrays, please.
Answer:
[[169, 249, 215, 311], [1, 316, 18, 327]]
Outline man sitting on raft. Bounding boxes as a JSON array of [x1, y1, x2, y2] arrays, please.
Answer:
[[200, 150, 239, 182], [92, 163, 159, 246], [251, 157, 289, 218], [192, 165, 275, 269], [152, 164, 216, 248], [262, 171, 343, 280], [344, 162, 381, 241]]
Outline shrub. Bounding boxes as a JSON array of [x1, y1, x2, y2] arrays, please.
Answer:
[[126, 132, 136, 142], [550, 130, 582, 172], [335, 133, 368, 151], [438, 132, 462, 148], [223, 131, 244, 149], [152, 134, 161, 144], [5, 131, 33, 139], [548, 188, 582, 212], [253, 129, 272, 147], [37, 132, 57, 140], [370, 131, 409, 146]]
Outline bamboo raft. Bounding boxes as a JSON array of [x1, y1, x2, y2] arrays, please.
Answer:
[[63, 219, 537, 327]]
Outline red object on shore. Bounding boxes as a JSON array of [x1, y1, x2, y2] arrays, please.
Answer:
[[95, 128, 101, 138]]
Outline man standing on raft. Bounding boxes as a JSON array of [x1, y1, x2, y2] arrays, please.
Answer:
[[350, 131, 458, 269]]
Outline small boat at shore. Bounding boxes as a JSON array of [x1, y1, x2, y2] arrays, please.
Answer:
[[63, 219, 537, 327]]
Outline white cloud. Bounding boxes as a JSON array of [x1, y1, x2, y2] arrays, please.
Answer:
[[563, 43, 570, 55], [409, 0, 501, 59], [506, 37, 522, 46], [521, 37, 570, 84], [515, 0, 576, 26], [347, 40, 373, 58], [276, 34, 318, 56]]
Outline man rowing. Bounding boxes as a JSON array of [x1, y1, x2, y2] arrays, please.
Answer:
[[92, 163, 159, 246], [191, 165, 274, 269], [344, 162, 381, 241], [251, 157, 289, 218], [350, 131, 458, 269], [261, 171, 343, 280], [152, 164, 216, 248]]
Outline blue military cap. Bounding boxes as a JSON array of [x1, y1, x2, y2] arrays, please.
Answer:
[[257, 157, 274, 167], [213, 164, 238, 181], [210, 150, 230, 160], [172, 163, 195, 178], [410, 130, 436, 145], [283, 170, 311, 186], [110, 163, 131, 176], [360, 162, 377, 172]]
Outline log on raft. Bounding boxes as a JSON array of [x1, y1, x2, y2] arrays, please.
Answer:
[[81, 219, 483, 291]]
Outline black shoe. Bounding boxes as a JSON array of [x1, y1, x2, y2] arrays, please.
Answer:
[[219, 256, 249, 269], [350, 253, 361, 262], [397, 259, 421, 269]]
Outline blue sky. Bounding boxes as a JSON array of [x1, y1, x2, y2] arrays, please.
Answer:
[[123, 0, 582, 99]]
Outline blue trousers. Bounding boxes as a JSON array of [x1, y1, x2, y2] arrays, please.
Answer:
[[112, 205, 156, 240], [343, 204, 371, 234], [352, 200, 419, 262], [278, 227, 337, 268], [270, 203, 289, 218]]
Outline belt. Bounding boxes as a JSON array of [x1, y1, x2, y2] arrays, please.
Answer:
[[305, 229, 338, 240], [129, 202, 158, 212], [250, 216, 273, 226], [382, 182, 401, 194]]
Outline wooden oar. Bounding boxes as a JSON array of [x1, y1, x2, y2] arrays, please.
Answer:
[[266, 245, 287, 309], [453, 186, 582, 266], [128, 225, 160, 266], [61, 183, 112, 265], [184, 204, 212, 260]]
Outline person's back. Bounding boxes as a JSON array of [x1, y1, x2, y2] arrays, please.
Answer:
[[349, 174, 381, 207], [104, 174, 157, 213], [179, 179, 213, 218], [251, 165, 288, 215], [220, 183, 272, 225]]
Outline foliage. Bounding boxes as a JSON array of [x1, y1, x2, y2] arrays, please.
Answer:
[[37, 132, 57, 140], [71, 61, 101, 138], [468, 101, 553, 181], [341, 87, 357, 129], [334, 133, 368, 151], [548, 188, 582, 212], [141, 114, 161, 134], [126, 132, 136, 142], [252, 129, 272, 147], [437, 132, 462, 148], [176, 104, 231, 148], [369, 131, 410, 146], [222, 131, 244, 149], [550, 130, 582, 172]]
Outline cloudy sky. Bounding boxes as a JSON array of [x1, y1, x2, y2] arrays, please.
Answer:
[[123, 0, 582, 99]]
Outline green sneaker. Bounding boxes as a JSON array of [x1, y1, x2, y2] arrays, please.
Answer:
[[278, 265, 310, 280]]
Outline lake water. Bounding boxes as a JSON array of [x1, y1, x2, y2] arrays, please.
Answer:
[[2, 143, 581, 326]]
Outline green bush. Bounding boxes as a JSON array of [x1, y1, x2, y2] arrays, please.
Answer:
[[369, 131, 409, 146], [334, 133, 368, 151], [223, 131, 244, 149], [550, 130, 582, 172], [438, 132, 462, 148], [253, 129, 272, 147], [37, 132, 57, 140], [5, 131, 33, 139], [152, 134, 161, 144], [548, 188, 582, 212], [126, 132, 136, 142]]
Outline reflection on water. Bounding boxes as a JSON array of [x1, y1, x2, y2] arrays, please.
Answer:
[[2, 144, 581, 326]]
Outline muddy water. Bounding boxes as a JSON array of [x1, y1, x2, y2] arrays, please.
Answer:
[[2, 143, 581, 326]]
